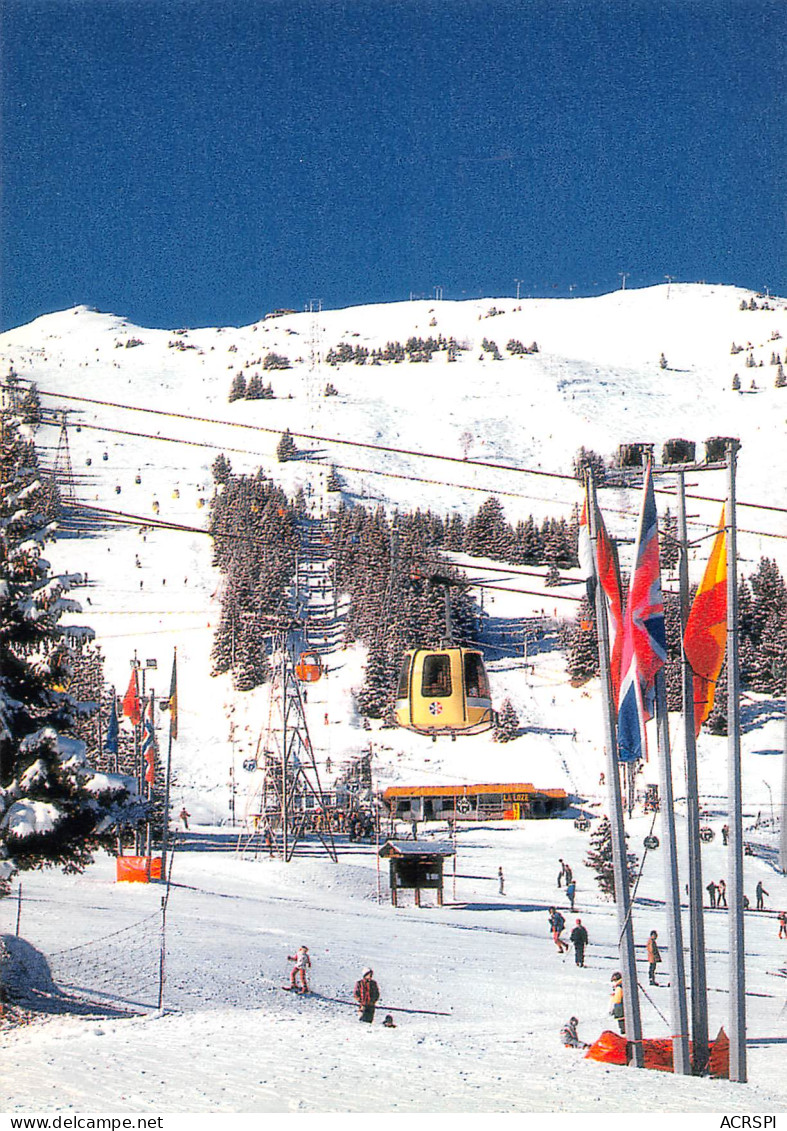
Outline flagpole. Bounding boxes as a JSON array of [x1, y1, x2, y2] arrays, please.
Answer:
[[145, 689, 154, 865], [133, 664, 142, 855], [677, 471, 710, 1072], [161, 649, 177, 879], [726, 441, 747, 1083], [780, 670, 787, 874], [653, 669, 690, 1074], [587, 472, 644, 1068]]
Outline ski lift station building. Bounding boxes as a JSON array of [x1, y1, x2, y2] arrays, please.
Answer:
[[381, 782, 569, 823]]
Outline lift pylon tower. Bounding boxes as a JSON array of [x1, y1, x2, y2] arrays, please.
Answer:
[[52, 413, 77, 507], [238, 637, 337, 863]]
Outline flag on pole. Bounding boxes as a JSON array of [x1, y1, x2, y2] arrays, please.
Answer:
[[578, 499, 596, 605], [579, 494, 625, 701], [104, 693, 119, 754], [160, 651, 178, 740], [684, 508, 727, 736], [595, 505, 625, 703], [142, 699, 156, 785], [122, 668, 141, 726], [617, 462, 667, 762]]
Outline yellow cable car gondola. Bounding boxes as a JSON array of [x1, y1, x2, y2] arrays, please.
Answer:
[[295, 651, 323, 683], [394, 646, 495, 738]]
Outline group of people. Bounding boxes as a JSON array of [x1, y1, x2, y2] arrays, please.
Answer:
[[561, 972, 626, 1051], [286, 949, 395, 1026], [705, 878, 728, 908], [557, 858, 577, 909], [304, 808, 375, 841], [547, 907, 589, 967]]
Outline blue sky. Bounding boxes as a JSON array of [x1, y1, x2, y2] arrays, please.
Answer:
[[1, 0, 785, 330]]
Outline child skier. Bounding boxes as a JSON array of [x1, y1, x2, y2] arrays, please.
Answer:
[[560, 1016, 590, 1049], [288, 945, 311, 993]]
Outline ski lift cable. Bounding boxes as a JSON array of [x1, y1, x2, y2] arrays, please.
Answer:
[[27, 397, 786, 538], [29, 385, 787, 517]]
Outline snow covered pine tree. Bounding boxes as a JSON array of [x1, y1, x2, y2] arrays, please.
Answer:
[[584, 816, 638, 901], [0, 407, 141, 892]]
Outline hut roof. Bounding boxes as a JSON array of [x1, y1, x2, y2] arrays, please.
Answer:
[[378, 840, 455, 858]]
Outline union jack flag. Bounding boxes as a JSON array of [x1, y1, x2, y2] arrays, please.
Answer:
[[616, 461, 666, 762]]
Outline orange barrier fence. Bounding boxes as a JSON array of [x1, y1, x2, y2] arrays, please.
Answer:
[[116, 855, 163, 883], [585, 1027, 729, 1078]]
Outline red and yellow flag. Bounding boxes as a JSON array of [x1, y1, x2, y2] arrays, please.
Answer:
[[684, 509, 727, 736]]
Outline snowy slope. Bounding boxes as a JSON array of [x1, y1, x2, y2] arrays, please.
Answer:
[[0, 285, 786, 1113], [1, 283, 784, 813]]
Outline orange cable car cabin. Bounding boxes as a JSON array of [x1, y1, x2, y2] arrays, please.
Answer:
[[394, 646, 494, 737], [295, 651, 323, 683]]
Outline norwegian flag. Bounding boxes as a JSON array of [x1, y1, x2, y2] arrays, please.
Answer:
[[616, 461, 667, 762], [141, 699, 156, 785]]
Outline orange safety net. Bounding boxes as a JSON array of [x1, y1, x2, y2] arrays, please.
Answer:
[[585, 1027, 729, 1078], [117, 856, 163, 883]]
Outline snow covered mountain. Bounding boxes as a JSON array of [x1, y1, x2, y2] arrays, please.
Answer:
[[0, 283, 785, 820], [2, 285, 787, 1115]]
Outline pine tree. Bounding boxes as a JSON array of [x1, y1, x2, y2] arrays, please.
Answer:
[[564, 600, 598, 684], [493, 698, 519, 742], [464, 497, 513, 560], [660, 509, 679, 571], [544, 563, 561, 587], [0, 410, 140, 888], [584, 817, 638, 900], [740, 558, 787, 692], [276, 430, 298, 462], [228, 372, 247, 402], [246, 373, 264, 400], [263, 352, 291, 370]]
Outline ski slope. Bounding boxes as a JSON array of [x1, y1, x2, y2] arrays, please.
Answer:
[[0, 284, 786, 1114]]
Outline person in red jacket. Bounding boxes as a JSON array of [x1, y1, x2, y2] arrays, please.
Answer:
[[354, 967, 380, 1023], [288, 946, 311, 993]]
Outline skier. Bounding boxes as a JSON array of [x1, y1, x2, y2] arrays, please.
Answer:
[[179, 807, 190, 830], [354, 967, 380, 1023], [548, 907, 569, 954], [706, 880, 717, 908], [778, 911, 787, 939], [646, 930, 662, 986], [560, 1016, 590, 1049], [717, 878, 728, 908], [569, 918, 588, 967], [498, 866, 505, 895], [609, 972, 625, 1034], [756, 881, 769, 911], [287, 945, 311, 993], [557, 859, 572, 888], [721, 824, 729, 845], [566, 879, 577, 911]]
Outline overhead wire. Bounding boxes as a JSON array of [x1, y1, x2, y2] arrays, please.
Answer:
[[28, 384, 787, 519], [8, 384, 782, 548]]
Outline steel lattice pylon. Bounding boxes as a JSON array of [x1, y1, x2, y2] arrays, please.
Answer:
[[238, 637, 336, 863], [52, 414, 77, 507]]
